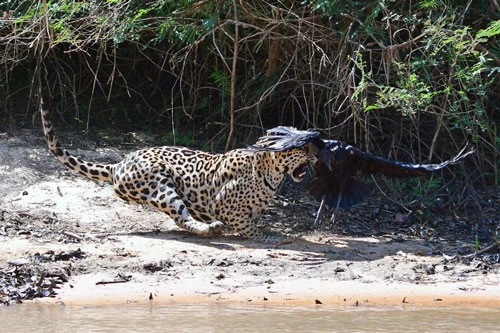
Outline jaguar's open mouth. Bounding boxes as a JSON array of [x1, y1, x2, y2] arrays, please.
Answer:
[[291, 162, 308, 181]]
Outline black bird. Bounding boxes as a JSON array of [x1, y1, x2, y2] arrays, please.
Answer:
[[250, 126, 473, 226]]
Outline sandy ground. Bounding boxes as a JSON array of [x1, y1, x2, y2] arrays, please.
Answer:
[[1, 129, 499, 307]]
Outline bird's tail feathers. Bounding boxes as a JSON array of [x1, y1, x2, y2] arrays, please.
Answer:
[[426, 144, 475, 171], [447, 144, 474, 164]]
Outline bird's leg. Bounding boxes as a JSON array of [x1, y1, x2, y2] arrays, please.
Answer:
[[314, 195, 327, 228], [330, 192, 342, 232]]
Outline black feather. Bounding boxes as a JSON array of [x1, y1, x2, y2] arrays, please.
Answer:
[[248, 126, 323, 151], [321, 140, 473, 177]]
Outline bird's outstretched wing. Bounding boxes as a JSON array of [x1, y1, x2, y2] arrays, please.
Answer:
[[248, 126, 323, 151], [309, 141, 474, 208], [320, 140, 474, 177]]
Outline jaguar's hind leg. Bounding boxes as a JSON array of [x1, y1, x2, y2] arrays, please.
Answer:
[[114, 173, 223, 237], [151, 185, 224, 236]]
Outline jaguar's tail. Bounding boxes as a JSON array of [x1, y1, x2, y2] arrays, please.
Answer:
[[40, 94, 115, 182]]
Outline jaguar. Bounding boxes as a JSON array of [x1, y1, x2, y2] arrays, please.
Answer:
[[40, 96, 318, 242]]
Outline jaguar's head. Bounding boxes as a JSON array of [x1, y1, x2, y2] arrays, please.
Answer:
[[279, 143, 318, 182], [249, 127, 321, 183]]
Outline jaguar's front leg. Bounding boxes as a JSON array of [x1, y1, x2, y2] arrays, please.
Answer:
[[213, 178, 284, 242]]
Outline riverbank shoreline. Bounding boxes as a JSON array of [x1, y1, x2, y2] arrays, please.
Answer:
[[41, 274, 500, 308]]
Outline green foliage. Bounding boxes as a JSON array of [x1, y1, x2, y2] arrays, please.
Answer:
[[354, 17, 493, 144], [209, 69, 231, 93], [418, 0, 442, 10], [477, 20, 500, 39], [209, 68, 231, 115], [1, 0, 216, 48], [304, 0, 389, 39], [364, 73, 436, 117]]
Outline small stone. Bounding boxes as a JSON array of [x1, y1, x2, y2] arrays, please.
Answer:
[[7, 258, 29, 266]]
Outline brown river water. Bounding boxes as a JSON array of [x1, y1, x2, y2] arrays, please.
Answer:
[[1, 303, 499, 332]]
